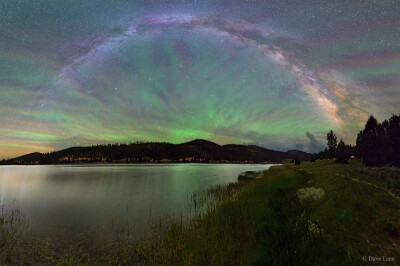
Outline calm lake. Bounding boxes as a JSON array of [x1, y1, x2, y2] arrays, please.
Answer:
[[0, 164, 274, 237]]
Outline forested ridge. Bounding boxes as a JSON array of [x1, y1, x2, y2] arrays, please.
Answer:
[[1, 139, 310, 165]]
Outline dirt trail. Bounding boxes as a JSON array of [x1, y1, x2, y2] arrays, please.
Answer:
[[291, 164, 400, 201], [349, 176, 400, 201]]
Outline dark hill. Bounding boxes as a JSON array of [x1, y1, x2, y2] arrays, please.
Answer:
[[286, 150, 312, 161], [1, 139, 310, 165]]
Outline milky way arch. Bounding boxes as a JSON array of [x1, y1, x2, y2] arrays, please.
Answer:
[[48, 15, 344, 150]]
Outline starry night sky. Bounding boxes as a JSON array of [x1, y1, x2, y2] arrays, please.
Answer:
[[0, 0, 399, 158]]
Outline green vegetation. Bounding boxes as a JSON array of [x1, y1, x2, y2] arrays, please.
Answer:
[[1, 160, 399, 265]]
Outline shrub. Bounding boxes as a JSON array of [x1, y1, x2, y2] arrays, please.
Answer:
[[296, 187, 325, 202]]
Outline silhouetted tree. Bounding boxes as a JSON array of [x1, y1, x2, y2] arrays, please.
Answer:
[[355, 130, 364, 158], [377, 120, 391, 165], [336, 139, 349, 164], [388, 115, 400, 166], [362, 116, 380, 166], [294, 156, 301, 165], [326, 130, 337, 158], [356, 115, 399, 166]]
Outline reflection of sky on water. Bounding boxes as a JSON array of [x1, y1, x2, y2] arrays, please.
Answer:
[[0, 164, 273, 236]]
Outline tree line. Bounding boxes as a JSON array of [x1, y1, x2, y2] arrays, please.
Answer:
[[0, 139, 304, 165], [312, 114, 400, 167]]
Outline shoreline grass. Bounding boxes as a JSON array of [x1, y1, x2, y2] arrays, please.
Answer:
[[1, 160, 400, 265]]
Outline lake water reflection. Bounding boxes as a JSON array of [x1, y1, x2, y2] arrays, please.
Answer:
[[0, 164, 274, 236]]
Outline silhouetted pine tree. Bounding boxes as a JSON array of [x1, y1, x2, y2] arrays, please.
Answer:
[[362, 116, 380, 166], [388, 115, 400, 166], [336, 139, 349, 164], [377, 120, 391, 165], [358, 115, 400, 167], [355, 130, 364, 158], [326, 130, 337, 158]]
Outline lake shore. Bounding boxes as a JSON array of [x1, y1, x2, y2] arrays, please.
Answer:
[[1, 159, 399, 264]]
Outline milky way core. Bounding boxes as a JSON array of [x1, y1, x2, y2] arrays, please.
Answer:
[[1, 1, 399, 158]]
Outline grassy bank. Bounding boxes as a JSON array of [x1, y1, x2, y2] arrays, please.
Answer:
[[1, 160, 399, 265]]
